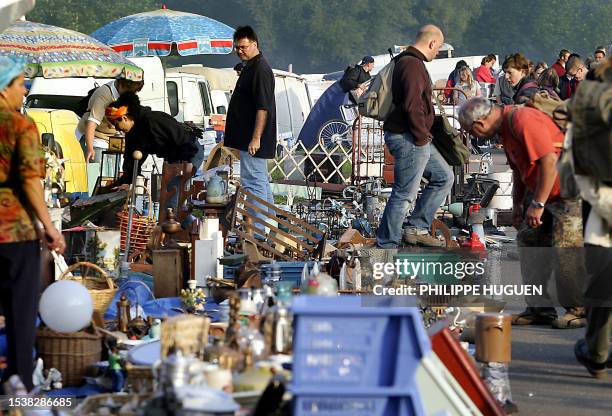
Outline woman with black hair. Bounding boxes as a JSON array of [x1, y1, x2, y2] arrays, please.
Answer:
[[105, 92, 205, 189]]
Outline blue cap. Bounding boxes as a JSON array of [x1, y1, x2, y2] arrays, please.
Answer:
[[0, 56, 25, 91], [360, 56, 374, 65]]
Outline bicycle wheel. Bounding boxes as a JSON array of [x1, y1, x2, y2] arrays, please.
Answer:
[[317, 119, 353, 151]]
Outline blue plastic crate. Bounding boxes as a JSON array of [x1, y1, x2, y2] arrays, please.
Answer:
[[261, 261, 314, 288], [292, 387, 425, 416], [291, 296, 430, 388], [222, 265, 239, 279]]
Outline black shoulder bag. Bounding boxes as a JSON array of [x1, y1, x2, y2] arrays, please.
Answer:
[[431, 94, 469, 166]]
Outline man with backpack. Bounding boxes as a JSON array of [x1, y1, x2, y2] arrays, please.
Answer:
[[339, 56, 374, 102], [376, 24, 455, 248], [571, 57, 612, 377], [76, 78, 143, 163], [458, 97, 586, 329]]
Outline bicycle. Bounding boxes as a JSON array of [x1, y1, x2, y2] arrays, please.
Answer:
[[316, 103, 359, 151]]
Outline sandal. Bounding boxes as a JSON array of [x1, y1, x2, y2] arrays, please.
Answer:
[[552, 312, 586, 329], [511, 308, 556, 325]]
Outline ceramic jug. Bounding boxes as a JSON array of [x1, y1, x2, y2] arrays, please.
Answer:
[[206, 174, 228, 204]]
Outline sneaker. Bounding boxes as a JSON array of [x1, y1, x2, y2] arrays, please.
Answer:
[[552, 308, 586, 329], [402, 228, 445, 247], [574, 339, 606, 378]]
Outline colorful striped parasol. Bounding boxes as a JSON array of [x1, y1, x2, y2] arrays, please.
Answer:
[[90, 6, 234, 58], [0, 21, 143, 80]]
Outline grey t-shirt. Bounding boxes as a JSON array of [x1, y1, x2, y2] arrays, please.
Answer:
[[77, 81, 120, 140]]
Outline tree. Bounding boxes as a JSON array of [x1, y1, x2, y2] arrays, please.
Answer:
[[28, 0, 158, 34], [414, 0, 484, 51], [25, 0, 612, 73], [462, 0, 612, 64]]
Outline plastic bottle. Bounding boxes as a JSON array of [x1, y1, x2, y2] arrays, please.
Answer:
[[300, 263, 309, 287], [472, 223, 486, 247], [353, 258, 362, 291], [339, 263, 348, 291], [267, 260, 282, 283], [316, 272, 338, 296], [311, 261, 320, 277]]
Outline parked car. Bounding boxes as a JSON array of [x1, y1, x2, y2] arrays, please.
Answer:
[[26, 108, 88, 196]]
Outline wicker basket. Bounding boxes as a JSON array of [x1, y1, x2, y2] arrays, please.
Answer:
[[74, 393, 151, 415], [35, 325, 102, 387], [116, 185, 156, 256], [160, 314, 210, 359], [58, 261, 117, 315], [125, 363, 155, 394]]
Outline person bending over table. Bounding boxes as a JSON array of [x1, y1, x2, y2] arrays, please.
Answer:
[[105, 92, 205, 210]]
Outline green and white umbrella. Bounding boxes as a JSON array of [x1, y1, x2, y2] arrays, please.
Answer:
[[0, 21, 143, 80]]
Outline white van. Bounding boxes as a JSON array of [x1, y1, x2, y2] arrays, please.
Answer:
[[26, 57, 168, 113], [300, 74, 334, 105], [168, 65, 312, 145], [169, 65, 237, 113], [164, 69, 215, 128], [273, 69, 312, 144], [26, 56, 215, 128]]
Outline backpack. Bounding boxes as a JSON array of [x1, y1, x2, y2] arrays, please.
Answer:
[[525, 90, 569, 131], [75, 82, 106, 118], [357, 59, 395, 121], [509, 98, 577, 199], [339, 66, 359, 92], [569, 80, 612, 181]]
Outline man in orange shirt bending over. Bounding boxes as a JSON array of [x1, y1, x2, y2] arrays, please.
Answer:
[[458, 97, 586, 329]]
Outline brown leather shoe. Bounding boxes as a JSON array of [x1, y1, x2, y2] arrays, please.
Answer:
[[403, 229, 445, 247]]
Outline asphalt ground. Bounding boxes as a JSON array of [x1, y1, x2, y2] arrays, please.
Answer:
[[510, 323, 612, 416], [472, 148, 612, 415]]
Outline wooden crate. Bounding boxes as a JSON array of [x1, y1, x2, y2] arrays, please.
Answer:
[[229, 186, 326, 261]]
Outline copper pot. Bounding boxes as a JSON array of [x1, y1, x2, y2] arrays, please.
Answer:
[[475, 313, 512, 363]]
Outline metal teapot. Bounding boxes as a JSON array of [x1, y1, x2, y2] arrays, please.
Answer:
[[206, 174, 228, 204]]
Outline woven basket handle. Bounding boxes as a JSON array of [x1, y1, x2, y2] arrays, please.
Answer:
[[58, 261, 115, 290], [122, 184, 154, 220]]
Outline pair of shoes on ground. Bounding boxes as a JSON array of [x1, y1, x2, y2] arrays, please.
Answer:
[[511, 307, 586, 329], [574, 338, 607, 378], [552, 308, 586, 329], [402, 228, 445, 247]]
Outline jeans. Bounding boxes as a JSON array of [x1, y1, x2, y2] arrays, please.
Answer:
[[240, 150, 274, 235], [376, 131, 454, 248], [111, 369, 125, 392]]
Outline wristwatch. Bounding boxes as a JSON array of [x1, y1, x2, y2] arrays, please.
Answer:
[[530, 200, 545, 209]]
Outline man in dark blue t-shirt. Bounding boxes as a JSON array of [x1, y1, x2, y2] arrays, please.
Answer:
[[224, 26, 276, 237]]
